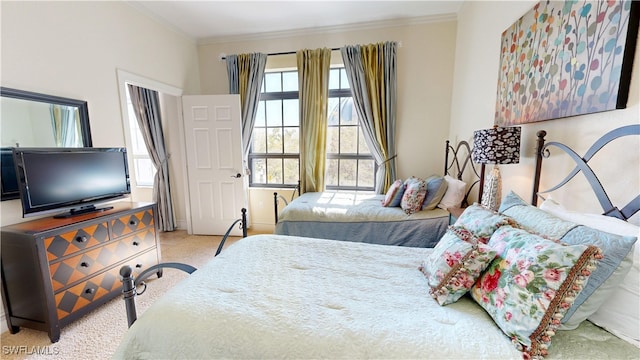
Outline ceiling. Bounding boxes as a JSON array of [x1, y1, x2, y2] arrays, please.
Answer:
[[127, 1, 463, 42]]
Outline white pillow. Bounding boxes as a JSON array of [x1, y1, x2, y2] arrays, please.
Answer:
[[540, 198, 640, 347], [437, 175, 467, 210]]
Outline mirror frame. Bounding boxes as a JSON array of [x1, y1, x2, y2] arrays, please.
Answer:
[[1, 87, 93, 200]]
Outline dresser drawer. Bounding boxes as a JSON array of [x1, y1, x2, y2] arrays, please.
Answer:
[[118, 228, 157, 255], [111, 209, 155, 238], [48, 228, 156, 292], [43, 222, 110, 262], [54, 249, 158, 321]]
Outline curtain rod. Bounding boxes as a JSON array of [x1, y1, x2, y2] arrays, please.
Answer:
[[219, 47, 341, 61]]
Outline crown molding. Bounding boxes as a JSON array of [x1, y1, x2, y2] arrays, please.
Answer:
[[197, 13, 457, 46]]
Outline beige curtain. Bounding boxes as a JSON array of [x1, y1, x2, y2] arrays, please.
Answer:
[[297, 48, 331, 193]]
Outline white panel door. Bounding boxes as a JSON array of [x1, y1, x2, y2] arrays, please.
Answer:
[[182, 95, 245, 235]]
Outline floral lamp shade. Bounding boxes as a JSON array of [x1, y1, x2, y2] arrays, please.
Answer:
[[472, 126, 521, 165], [472, 126, 521, 210]]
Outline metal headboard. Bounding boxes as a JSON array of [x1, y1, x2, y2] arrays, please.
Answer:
[[532, 124, 640, 221], [444, 140, 481, 207]]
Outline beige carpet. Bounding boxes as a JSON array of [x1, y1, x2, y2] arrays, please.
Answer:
[[0, 230, 243, 360]]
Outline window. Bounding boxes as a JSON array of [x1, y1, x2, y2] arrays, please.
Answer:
[[125, 86, 155, 187], [325, 68, 375, 191], [249, 70, 300, 187], [248, 67, 375, 190]]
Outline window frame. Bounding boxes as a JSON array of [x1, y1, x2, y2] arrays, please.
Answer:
[[324, 72, 376, 192], [248, 67, 377, 191], [248, 70, 300, 189]]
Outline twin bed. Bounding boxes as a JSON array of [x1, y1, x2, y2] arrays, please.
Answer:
[[114, 127, 639, 359], [272, 139, 480, 247]]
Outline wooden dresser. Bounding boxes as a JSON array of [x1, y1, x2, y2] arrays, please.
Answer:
[[1, 202, 161, 342]]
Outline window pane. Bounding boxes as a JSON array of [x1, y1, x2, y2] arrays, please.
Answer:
[[134, 157, 155, 187], [265, 100, 282, 126], [255, 101, 266, 127], [131, 129, 147, 155], [267, 127, 282, 153], [340, 68, 350, 89], [251, 128, 266, 153], [328, 69, 340, 90], [282, 72, 298, 91], [282, 99, 299, 126], [326, 126, 339, 154], [283, 158, 299, 185], [327, 97, 340, 125], [252, 158, 266, 184], [325, 159, 339, 187], [267, 158, 282, 184], [264, 73, 281, 92], [340, 98, 356, 125], [339, 126, 358, 154], [283, 127, 299, 153], [358, 159, 375, 188], [358, 128, 371, 155], [339, 159, 357, 187]]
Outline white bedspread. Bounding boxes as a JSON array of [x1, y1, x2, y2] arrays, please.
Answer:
[[114, 234, 639, 359]]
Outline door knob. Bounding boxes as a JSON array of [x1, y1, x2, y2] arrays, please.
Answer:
[[230, 173, 242, 178]]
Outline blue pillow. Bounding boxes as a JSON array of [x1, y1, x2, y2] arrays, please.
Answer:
[[422, 175, 448, 210], [499, 191, 637, 329]]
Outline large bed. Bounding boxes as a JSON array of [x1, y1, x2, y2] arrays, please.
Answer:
[[272, 140, 480, 247], [114, 125, 640, 359]]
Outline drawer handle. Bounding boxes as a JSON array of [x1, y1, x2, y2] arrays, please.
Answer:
[[129, 220, 138, 226], [85, 288, 95, 295], [75, 236, 88, 243], [135, 263, 143, 268], [132, 241, 140, 246], [80, 262, 90, 268]]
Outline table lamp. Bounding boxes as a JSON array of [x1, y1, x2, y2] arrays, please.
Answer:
[[472, 125, 521, 210]]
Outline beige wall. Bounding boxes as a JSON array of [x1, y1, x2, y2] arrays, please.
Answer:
[[198, 19, 458, 230], [449, 1, 640, 225], [0, 1, 201, 226]]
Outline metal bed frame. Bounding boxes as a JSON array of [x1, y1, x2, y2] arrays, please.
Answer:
[[273, 140, 482, 224], [532, 124, 640, 220]]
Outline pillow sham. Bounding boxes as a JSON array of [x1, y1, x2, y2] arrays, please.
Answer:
[[422, 175, 449, 210], [453, 203, 513, 243], [471, 226, 600, 358], [540, 198, 640, 346], [499, 191, 637, 330], [381, 179, 405, 207], [419, 228, 497, 305], [438, 175, 466, 210], [400, 177, 426, 215]]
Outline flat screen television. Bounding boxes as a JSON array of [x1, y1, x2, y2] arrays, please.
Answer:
[[13, 147, 131, 218], [1, 147, 20, 200]]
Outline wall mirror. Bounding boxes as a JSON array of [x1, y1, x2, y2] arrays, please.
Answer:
[[1, 87, 93, 200]]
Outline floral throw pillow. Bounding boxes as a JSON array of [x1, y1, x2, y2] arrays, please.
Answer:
[[453, 203, 514, 243], [400, 177, 427, 215], [419, 228, 497, 305], [381, 179, 405, 207], [470, 226, 601, 358]]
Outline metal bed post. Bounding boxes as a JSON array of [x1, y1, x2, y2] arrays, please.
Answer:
[[531, 130, 547, 206]]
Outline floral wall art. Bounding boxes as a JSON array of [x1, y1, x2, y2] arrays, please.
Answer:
[[495, 0, 639, 126]]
